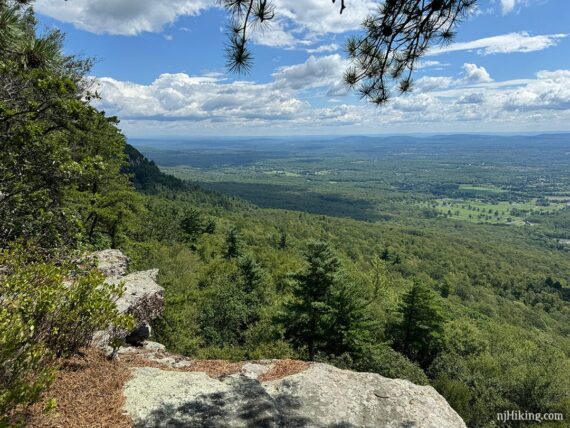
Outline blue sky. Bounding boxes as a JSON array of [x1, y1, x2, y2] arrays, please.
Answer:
[[35, 0, 570, 137]]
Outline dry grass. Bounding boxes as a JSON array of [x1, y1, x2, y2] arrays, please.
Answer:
[[25, 348, 132, 428], [258, 359, 310, 382], [23, 347, 311, 427], [120, 351, 245, 378]]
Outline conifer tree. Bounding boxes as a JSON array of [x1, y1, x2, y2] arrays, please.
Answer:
[[283, 241, 339, 360], [278, 230, 287, 250], [237, 255, 268, 326], [282, 241, 376, 361], [389, 280, 446, 368], [0, 0, 139, 250], [327, 280, 377, 358], [224, 226, 241, 259], [180, 208, 205, 243]]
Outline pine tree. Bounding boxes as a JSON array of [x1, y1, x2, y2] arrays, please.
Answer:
[[282, 241, 339, 360], [282, 241, 376, 361], [327, 280, 377, 358], [237, 255, 267, 326], [224, 226, 241, 259], [180, 209, 205, 242], [278, 230, 287, 250], [0, 0, 138, 250], [390, 280, 446, 369], [220, 0, 476, 104]]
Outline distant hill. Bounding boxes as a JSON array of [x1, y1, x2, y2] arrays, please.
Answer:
[[123, 143, 187, 192]]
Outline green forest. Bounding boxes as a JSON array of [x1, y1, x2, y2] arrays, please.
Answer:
[[1, 1, 569, 427]]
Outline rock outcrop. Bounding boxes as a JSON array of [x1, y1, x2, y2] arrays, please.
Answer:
[[90, 249, 465, 427], [123, 359, 466, 428], [91, 250, 164, 347], [93, 249, 129, 277]]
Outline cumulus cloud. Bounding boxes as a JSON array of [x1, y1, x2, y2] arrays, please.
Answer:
[[306, 43, 341, 54], [415, 63, 492, 92], [429, 32, 567, 55], [456, 93, 486, 104], [272, 54, 347, 90], [391, 94, 438, 112], [96, 73, 308, 122], [35, 0, 213, 35], [273, 0, 375, 35], [250, 20, 302, 48], [503, 70, 570, 111], [415, 76, 454, 92], [462, 63, 493, 83], [92, 60, 570, 136], [36, 0, 373, 38]]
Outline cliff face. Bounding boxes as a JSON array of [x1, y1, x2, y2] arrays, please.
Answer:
[[94, 250, 466, 428]]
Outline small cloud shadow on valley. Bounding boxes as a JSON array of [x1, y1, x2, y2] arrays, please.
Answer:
[[199, 182, 382, 222]]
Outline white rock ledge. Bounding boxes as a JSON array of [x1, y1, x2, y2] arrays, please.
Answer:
[[123, 363, 466, 428]]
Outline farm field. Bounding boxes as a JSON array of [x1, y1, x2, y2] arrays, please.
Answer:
[[423, 199, 567, 224]]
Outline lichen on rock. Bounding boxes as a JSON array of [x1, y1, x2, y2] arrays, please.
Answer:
[[91, 250, 164, 349], [123, 362, 466, 428]]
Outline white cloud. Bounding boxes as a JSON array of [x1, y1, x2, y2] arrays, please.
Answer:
[[462, 63, 493, 84], [499, 0, 538, 15], [456, 93, 486, 104], [273, 0, 375, 35], [416, 60, 449, 70], [306, 43, 341, 54], [250, 20, 302, 48], [501, 0, 517, 14], [92, 63, 570, 136], [415, 63, 493, 92], [36, 0, 373, 38], [35, 0, 213, 35], [392, 94, 438, 112], [503, 70, 570, 111], [415, 76, 454, 92], [272, 54, 347, 90], [430, 32, 567, 55], [96, 73, 308, 122]]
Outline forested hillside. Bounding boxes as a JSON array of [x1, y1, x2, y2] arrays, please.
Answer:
[[122, 145, 570, 426]]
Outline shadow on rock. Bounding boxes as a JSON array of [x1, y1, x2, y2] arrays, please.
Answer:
[[133, 375, 348, 428]]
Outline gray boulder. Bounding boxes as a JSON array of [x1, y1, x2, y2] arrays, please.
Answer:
[[123, 362, 466, 428], [92, 249, 129, 277], [91, 250, 164, 348], [106, 269, 164, 323]]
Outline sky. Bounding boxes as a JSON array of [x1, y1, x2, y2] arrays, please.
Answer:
[[35, 0, 570, 137]]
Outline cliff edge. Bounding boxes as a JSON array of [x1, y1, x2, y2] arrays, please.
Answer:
[[91, 250, 465, 428]]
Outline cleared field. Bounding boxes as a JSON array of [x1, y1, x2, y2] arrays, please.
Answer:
[[424, 199, 566, 224]]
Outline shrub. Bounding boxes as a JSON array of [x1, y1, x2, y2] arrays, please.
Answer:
[[0, 304, 54, 425], [0, 249, 133, 422], [351, 344, 429, 386]]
